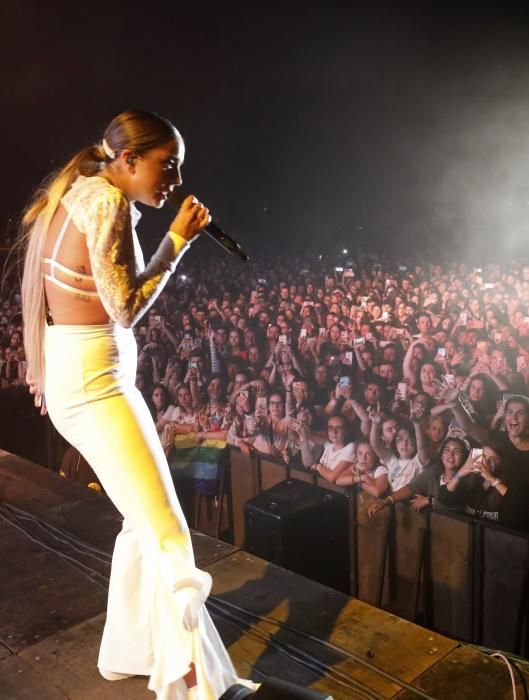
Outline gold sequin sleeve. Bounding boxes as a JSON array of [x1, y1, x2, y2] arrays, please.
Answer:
[[69, 178, 189, 327]]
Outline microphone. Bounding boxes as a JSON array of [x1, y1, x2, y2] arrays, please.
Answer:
[[167, 191, 249, 262]]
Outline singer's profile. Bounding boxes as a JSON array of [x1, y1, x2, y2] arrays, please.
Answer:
[[19, 109, 258, 699]]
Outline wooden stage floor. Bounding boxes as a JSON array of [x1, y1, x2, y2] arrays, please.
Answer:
[[0, 449, 527, 699]]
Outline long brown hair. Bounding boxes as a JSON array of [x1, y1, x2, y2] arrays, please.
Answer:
[[20, 109, 182, 393]]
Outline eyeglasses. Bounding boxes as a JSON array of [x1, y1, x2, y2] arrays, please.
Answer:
[[269, 400, 285, 406]]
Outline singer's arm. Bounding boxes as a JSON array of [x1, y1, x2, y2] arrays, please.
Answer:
[[83, 189, 190, 328]]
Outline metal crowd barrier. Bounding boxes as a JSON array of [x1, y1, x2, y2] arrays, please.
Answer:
[[226, 446, 529, 658]]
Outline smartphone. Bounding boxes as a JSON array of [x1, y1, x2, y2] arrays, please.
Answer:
[[470, 447, 483, 470], [354, 336, 366, 347], [188, 360, 198, 369], [340, 330, 349, 343], [459, 311, 468, 324], [154, 315, 161, 324], [335, 266, 344, 273], [343, 351, 353, 365], [483, 283, 495, 289], [437, 348, 446, 357], [278, 334, 288, 345], [319, 327, 327, 338], [397, 381, 407, 400], [258, 278, 267, 285], [398, 265, 408, 272], [339, 376, 351, 388], [299, 328, 307, 339], [379, 340, 390, 348], [256, 396, 267, 414], [381, 311, 389, 321]]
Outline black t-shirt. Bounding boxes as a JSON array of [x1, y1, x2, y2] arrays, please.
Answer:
[[482, 430, 529, 530], [490, 429, 529, 473], [310, 383, 331, 407]]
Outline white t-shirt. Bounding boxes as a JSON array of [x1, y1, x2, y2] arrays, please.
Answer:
[[320, 441, 355, 471], [163, 405, 196, 425], [384, 454, 424, 491], [372, 465, 389, 479]]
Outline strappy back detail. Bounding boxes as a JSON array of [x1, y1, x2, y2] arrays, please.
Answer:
[[42, 208, 99, 297]]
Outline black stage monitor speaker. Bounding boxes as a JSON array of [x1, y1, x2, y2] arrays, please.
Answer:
[[244, 479, 349, 593], [220, 677, 334, 699]]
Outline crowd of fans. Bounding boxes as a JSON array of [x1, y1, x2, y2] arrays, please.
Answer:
[[3, 245, 529, 530]]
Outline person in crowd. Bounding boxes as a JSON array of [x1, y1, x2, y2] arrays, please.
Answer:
[[195, 374, 230, 441], [160, 384, 197, 437], [149, 383, 175, 434], [226, 387, 258, 455], [253, 390, 293, 463], [336, 437, 389, 496], [424, 414, 449, 456], [306, 415, 355, 483], [437, 441, 529, 530], [368, 436, 470, 516], [369, 404, 431, 491], [160, 355, 183, 404]]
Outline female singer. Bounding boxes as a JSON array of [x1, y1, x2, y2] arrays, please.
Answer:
[[21, 109, 255, 699]]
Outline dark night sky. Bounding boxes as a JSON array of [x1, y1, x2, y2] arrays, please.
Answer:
[[3, 1, 529, 261]]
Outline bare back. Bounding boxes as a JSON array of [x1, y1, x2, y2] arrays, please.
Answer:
[[43, 205, 110, 325]]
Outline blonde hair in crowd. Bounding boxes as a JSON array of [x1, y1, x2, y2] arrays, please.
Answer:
[[19, 110, 182, 394]]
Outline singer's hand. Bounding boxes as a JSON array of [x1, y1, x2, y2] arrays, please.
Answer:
[[169, 195, 211, 242]]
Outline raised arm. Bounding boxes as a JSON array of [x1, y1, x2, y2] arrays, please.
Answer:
[[208, 328, 222, 375], [402, 340, 419, 385], [350, 399, 371, 436], [411, 406, 432, 464], [369, 406, 393, 464]]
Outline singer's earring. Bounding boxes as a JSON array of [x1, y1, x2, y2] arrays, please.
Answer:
[[126, 155, 135, 169]]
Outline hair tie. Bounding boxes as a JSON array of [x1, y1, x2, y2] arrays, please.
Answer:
[[101, 138, 116, 160]]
